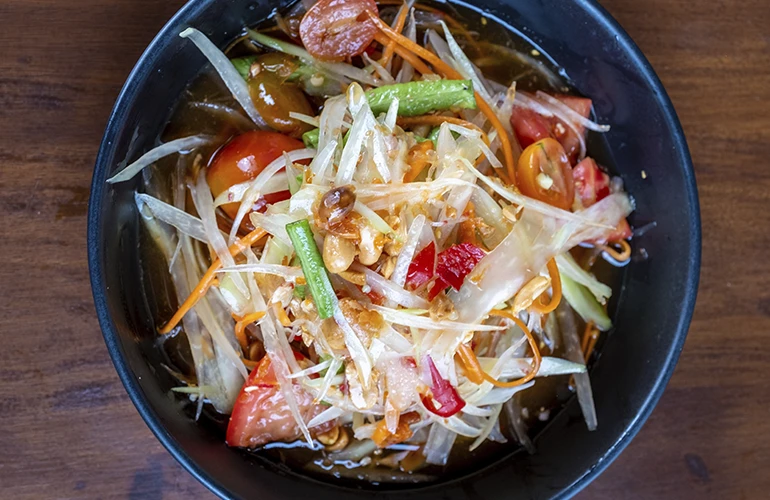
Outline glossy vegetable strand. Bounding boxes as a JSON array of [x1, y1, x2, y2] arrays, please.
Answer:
[[159, 229, 267, 335], [529, 259, 562, 314]]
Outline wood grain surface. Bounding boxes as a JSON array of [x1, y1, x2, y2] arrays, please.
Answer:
[[0, 0, 768, 498]]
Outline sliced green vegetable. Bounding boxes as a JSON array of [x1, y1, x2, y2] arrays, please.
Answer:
[[365, 80, 476, 117], [427, 127, 441, 144], [302, 128, 319, 149], [231, 56, 259, 80], [293, 284, 308, 300], [286, 220, 337, 319], [319, 355, 345, 376], [560, 274, 612, 331]]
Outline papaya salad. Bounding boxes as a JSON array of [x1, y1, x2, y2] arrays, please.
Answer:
[[111, 0, 635, 481]]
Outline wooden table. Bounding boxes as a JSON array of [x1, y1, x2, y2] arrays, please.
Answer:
[[1, 0, 768, 498]]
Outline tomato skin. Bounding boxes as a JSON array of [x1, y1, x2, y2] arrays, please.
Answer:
[[207, 131, 304, 219], [573, 157, 610, 208], [573, 157, 632, 243], [510, 108, 551, 149], [516, 138, 575, 211], [554, 96, 592, 164], [510, 95, 592, 165], [300, 0, 379, 62], [226, 355, 333, 449]]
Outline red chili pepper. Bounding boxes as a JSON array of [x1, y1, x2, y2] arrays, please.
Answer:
[[420, 356, 465, 418], [406, 242, 486, 300], [435, 243, 486, 291], [406, 242, 436, 290]]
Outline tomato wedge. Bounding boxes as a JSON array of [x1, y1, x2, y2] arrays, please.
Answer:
[[516, 138, 575, 211], [553, 96, 592, 164], [573, 157, 632, 243], [207, 131, 304, 219], [573, 157, 610, 208], [511, 95, 592, 165], [300, 0, 379, 62], [226, 355, 333, 449]]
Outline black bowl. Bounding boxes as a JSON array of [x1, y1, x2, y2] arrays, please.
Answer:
[[88, 0, 700, 498]]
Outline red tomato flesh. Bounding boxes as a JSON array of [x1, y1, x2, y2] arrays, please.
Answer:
[[573, 157, 632, 243], [300, 0, 379, 62], [207, 131, 304, 219], [226, 355, 333, 449], [573, 157, 611, 208], [511, 95, 592, 165]]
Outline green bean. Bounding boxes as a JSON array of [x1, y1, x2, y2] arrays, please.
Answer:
[[230, 56, 259, 80], [302, 128, 319, 149], [285, 220, 337, 319], [302, 80, 475, 149], [365, 80, 476, 117]]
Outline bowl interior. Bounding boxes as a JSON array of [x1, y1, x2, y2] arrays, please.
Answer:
[[88, 0, 700, 498]]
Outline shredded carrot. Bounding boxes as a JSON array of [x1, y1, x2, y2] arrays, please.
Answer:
[[369, 11, 460, 77], [159, 228, 267, 335], [530, 259, 562, 314], [476, 98, 517, 186], [600, 239, 631, 262], [457, 202, 479, 246], [584, 332, 600, 361], [234, 311, 266, 350], [371, 411, 420, 448], [274, 303, 293, 327], [468, 309, 542, 388], [241, 356, 258, 370], [379, 3, 410, 68], [373, 33, 433, 75], [581, 322, 601, 362], [456, 344, 485, 384], [580, 321, 594, 354], [368, 11, 517, 186], [404, 140, 434, 183], [376, 0, 481, 53]]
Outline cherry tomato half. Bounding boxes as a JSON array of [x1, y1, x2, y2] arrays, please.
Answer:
[[226, 355, 332, 449], [207, 131, 304, 219], [516, 138, 575, 211], [300, 0, 379, 62]]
